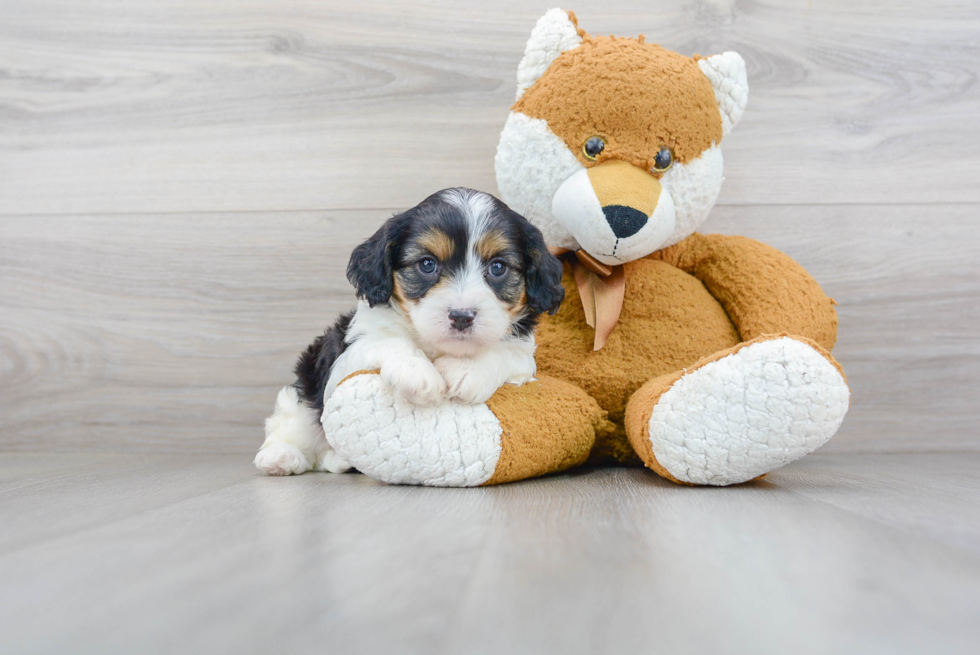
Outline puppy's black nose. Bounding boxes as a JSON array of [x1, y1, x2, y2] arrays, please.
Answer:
[[603, 205, 649, 239], [448, 308, 476, 331]]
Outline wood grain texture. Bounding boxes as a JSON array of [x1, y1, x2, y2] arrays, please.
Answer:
[[1, 452, 978, 654], [1, 205, 977, 454], [0, 211, 372, 452], [1, 0, 978, 214], [0, 0, 977, 455]]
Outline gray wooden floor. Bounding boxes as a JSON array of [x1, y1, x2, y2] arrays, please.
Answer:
[[1, 452, 979, 654]]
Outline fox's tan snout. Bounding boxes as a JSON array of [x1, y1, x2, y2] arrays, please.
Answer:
[[587, 160, 662, 239]]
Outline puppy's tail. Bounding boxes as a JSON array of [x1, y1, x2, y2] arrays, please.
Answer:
[[263, 386, 321, 449]]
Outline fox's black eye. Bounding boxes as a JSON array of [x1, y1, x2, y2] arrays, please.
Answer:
[[417, 257, 438, 275], [652, 147, 674, 173], [583, 136, 606, 161], [488, 260, 507, 278]]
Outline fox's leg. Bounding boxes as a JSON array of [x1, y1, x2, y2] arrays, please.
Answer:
[[624, 335, 850, 486], [254, 386, 351, 476], [322, 372, 609, 486]]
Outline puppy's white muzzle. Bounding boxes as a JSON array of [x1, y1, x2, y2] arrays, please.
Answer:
[[551, 160, 676, 265]]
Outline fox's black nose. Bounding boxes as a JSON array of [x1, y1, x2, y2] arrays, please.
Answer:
[[449, 308, 476, 331], [603, 205, 649, 239]]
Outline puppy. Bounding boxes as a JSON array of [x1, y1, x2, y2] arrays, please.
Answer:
[[254, 188, 565, 476]]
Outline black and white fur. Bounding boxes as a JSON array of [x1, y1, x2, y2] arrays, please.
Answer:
[[255, 188, 565, 476]]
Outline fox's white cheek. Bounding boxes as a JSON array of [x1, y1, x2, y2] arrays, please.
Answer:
[[495, 112, 581, 250], [550, 170, 677, 265], [547, 145, 725, 263], [660, 144, 724, 248]]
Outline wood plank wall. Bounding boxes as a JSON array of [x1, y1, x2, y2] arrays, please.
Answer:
[[1, 0, 978, 454]]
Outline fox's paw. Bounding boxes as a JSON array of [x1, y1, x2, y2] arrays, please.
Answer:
[[322, 372, 502, 486], [627, 336, 850, 486]]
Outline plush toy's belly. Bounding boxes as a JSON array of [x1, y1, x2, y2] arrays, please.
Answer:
[[535, 258, 740, 461]]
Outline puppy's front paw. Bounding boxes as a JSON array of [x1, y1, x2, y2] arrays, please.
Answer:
[[382, 356, 446, 405], [436, 356, 499, 405]]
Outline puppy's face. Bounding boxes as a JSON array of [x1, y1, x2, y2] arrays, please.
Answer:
[[348, 188, 564, 356]]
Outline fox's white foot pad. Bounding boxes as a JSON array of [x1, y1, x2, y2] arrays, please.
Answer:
[[322, 374, 503, 487], [254, 441, 310, 476], [649, 337, 850, 486]]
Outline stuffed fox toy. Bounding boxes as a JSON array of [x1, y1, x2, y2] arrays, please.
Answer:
[[321, 9, 850, 486]]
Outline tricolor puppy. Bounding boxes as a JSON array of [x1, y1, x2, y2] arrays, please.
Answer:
[[254, 187, 565, 476]]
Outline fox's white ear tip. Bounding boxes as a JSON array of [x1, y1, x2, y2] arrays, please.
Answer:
[[515, 8, 584, 100], [536, 8, 576, 29], [698, 51, 749, 136], [543, 7, 571, 21]]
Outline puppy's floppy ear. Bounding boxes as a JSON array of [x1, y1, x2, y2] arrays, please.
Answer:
[[347, 212, 408, 306], [522, 218, 565, 315]]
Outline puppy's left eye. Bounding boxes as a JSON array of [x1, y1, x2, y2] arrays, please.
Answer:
[[417, 257, 439, 275], [487, 260, 507, 278]]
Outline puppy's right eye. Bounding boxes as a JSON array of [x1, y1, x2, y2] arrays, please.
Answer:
[[487, 260, 507, 278], [417, 257, 438, 275]]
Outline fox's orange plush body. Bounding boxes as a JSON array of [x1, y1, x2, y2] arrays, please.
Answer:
[[322, 10, 850, 487]]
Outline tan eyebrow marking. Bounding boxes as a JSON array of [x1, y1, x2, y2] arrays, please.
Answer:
[[416, 228, 455, 261], [476, 230, 512, 261]]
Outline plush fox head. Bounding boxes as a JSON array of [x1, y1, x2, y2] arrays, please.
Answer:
[[495, 9, 748, 265]]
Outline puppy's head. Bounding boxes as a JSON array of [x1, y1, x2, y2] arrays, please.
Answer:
[[348, 188, 564, 355]]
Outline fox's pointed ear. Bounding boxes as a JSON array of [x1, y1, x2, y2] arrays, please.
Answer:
[[515, 8, 584, 100], [697, 52, 749, 137]]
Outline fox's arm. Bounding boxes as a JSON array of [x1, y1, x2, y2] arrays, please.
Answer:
[[652, 233, 838, 350]]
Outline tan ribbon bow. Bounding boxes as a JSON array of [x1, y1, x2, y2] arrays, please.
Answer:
[[549, 247, 626, 351]]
